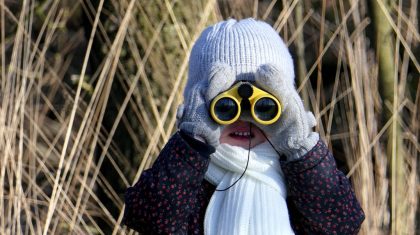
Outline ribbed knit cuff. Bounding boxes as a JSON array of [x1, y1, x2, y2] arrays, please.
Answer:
[[179, 122, 220, 147], [281, 139, 328, 175], [179, 130, 215, 158], [281, 132, 319, 161]]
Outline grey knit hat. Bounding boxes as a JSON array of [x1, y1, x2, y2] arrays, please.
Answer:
[[185, 18, 295, 98], [177, 18, 299, 146]]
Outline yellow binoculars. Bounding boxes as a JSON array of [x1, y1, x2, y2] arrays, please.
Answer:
[[210, 82, 282, 125]]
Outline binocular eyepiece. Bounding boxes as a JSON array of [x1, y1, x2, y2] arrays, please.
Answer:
[[210, 82, 282, 125]]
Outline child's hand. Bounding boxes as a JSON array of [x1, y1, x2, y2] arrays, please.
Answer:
[[255, 64, 319, 160], [177, 63, 236, 147]]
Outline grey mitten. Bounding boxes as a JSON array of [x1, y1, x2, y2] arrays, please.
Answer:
[[177, 63, 236, 147], [255, 64, 319, 160]]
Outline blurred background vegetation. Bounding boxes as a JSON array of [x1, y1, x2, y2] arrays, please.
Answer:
[[1, 0, 418, 234]]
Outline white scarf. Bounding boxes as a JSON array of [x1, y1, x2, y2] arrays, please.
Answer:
[[204, 142, 294, 235]]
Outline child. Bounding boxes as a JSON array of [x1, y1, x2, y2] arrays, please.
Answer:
[[123, 18, 365, 234]]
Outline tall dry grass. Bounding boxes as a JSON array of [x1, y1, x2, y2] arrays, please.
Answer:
[[0, 0, 418, 234]]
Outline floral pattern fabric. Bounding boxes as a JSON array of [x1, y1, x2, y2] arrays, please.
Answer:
[[123, 132, 365, 234]]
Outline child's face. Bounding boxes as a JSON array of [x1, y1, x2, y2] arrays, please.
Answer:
[[219, 120, 266, 149]]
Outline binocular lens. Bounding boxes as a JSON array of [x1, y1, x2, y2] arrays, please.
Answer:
[[214, 97, 238, 121], [254, 97, 278, 121]]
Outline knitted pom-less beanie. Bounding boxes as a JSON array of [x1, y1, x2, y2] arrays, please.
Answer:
[[185, 18, 295, 99]]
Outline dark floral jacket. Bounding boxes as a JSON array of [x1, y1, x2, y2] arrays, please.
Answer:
[[123, 131, 365, 234]]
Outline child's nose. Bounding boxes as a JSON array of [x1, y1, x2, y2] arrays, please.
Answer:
[[238, 110, 253, 123]]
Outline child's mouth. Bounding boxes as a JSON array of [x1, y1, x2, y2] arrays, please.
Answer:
[[229, 131, 255, 140], [220, 120, 266, 148]]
